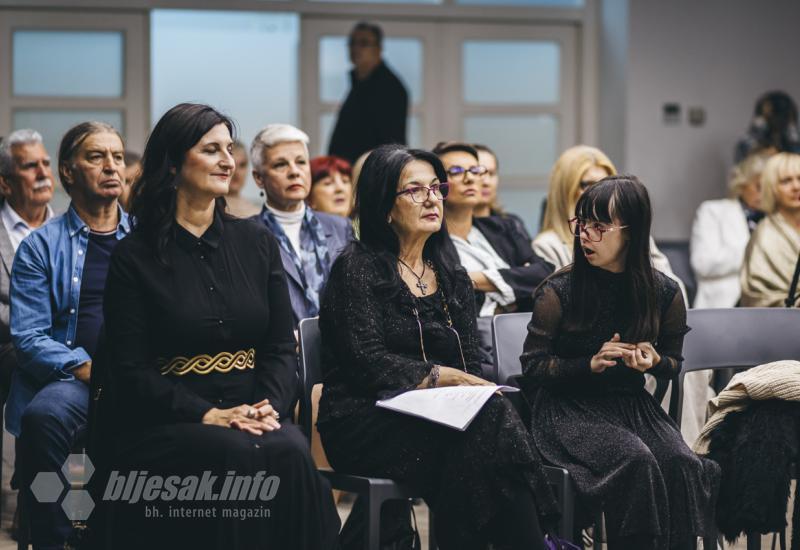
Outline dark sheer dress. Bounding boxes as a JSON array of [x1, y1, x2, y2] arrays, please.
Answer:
[[520, 267, 719, 549], [102, 213, 339, 550], [317, 246, 558, 550]]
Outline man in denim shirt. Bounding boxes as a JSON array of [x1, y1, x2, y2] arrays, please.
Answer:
[[6, 122, 129, 549]]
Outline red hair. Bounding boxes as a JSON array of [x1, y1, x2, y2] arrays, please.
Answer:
[[310, 155, 352, 184]]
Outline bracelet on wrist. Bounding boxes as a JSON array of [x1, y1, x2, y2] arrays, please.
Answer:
[[428, 365, 440, 388]]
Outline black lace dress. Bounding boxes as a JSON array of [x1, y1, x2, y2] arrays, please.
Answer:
[[317, 246, 559, 550], [520, 267, 719, 549]]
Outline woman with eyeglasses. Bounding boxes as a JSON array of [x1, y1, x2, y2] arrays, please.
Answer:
[[520, 176, 719, 550], [317, 144, 558, 550], [534, 146, 686, 303], [433, 142, 553, 316]]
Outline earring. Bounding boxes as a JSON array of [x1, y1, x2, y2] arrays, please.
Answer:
[[260, 190, 264, 197], [387, 215, 392, 224]]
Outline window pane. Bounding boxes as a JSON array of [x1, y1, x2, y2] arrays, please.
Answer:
[[318, 112, 421, 156], [319, 37, 422, 105], [151, 10, 299, 203], [13, 109, 125, 212], [459, 0, 581, 5], [13, 30, 123, 98], [463, 115, 557, 177], [463, 41, 559, 104]]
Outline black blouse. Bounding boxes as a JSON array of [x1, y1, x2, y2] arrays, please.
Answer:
[[317, 245, 482, 423], [520, 267, 689, 396], [103, 213, 298, 430]]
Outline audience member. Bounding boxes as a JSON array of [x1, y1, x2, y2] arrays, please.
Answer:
[[741, 152, 800, 306], [472, 143, 531, 240], [521, 176, 719, 549], [103, 102, 339, 549], [691, 150, 769, 308], [121, 150, 141, 211], [434, 142, 552, 316], [328, 22, 408, 163], [534, 145, 687, 301], [0, 130, 55, 399], [308, 155, 353, 218], [7, 121, 129, 548], [318, 144, 558, 550], [226, 140, 260, 218], [734, 91, 800, 163], [251, 124, 353, 325]]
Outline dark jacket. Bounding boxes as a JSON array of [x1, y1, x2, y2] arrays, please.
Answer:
[[706, 399, 800, 544], [472, 215, 554, 312], [328, 62, 409, 164]]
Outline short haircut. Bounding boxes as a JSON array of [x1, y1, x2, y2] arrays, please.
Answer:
[[0, 129, 44, 177], [250, 124, 310, 169], [350, 22, 383, 47], [432, 141, 479, 162], [760, 152, 800, 214], [311, 155, 352, 185], [728, 149, 771, 197]]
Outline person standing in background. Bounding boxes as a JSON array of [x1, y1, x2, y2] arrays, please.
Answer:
[[734, 91, 800, 163], [328, 22, 408, 164]]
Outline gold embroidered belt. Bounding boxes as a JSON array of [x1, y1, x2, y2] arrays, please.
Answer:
[[158, 348, 255, 376]]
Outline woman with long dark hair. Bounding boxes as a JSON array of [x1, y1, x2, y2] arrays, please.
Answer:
[[520, 176, 719, 550], [102, 103, 339, 549], [317, 144, 558, 550]]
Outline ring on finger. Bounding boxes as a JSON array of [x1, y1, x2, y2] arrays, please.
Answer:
[[246, 409, 256, 419]]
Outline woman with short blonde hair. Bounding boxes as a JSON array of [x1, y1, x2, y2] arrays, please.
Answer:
[[741, 152, 800, 306]]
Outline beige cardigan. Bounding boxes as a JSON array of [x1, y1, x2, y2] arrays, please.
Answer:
[[693, 360, 800, 454]]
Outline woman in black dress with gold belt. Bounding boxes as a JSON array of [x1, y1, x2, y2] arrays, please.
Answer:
[[520, 176, 719, 550], [102, 103, 339, 549], [317, 144, 558, 550]]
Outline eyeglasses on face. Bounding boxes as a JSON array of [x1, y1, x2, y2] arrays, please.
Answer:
[[446, 165, 488, 180], [395, 182, 450, 203], [569, 217, 628, 242]]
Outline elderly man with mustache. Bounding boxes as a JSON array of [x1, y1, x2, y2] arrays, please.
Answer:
[[0, 129, 55, 417]]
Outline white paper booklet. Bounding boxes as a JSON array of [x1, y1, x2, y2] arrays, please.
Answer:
[[376, 385, 520, 431]]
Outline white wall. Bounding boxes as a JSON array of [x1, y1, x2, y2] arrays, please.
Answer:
[[620, 0, 800, 240]]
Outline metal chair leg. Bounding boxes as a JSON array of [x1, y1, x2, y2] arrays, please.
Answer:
[[428, 508, 436, 550], [746, 532, 761, 550], [364, 493, 381, 550]]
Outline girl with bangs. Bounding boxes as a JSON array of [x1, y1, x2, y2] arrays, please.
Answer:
[[520, 176, 719, 549]]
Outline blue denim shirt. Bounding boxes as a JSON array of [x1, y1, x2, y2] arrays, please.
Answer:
[[5, 204, 130, 436]]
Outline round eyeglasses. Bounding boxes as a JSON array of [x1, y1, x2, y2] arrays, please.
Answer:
[[569, 217, 628, 242], [396, 182, 450, 203]]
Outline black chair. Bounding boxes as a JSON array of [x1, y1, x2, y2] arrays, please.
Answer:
[[491, 312, 596, 547], [656, 240, 697, 308], [297, 317, 436, 550], [677, 307, 800, 550]]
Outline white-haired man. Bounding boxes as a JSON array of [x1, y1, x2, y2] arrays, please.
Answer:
[[251, 124, 353, 325], [0, 130, 55, 402]]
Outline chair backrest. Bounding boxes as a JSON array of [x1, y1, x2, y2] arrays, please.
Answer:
[[491, 312, 532, 384], [676, 307, 800, 425], [297, 317, 322, 434], [656, 240, 697, 307], [683, 308, 800, 373]]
